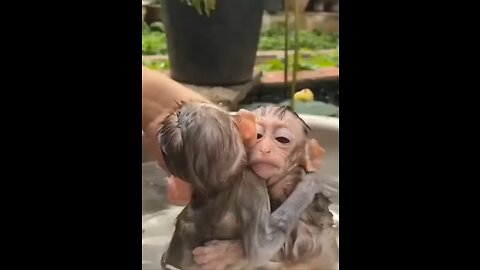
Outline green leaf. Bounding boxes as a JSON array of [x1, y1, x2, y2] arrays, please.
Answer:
[[204, 0, 210, 16], [142, 31, 168, 55], [258, 28, 338, 51], [142, 20, 150, 35], [309, 55, 334, 67], [182, 0, 216, 16], [203, 0, 215, 16], [256, 50, 339, 72], [143, 59, 171, 71], [192, 0, 203, 15], [258, 59, 285, 72]]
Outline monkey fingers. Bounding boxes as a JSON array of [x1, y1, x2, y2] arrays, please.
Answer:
[[193, 240, 244, 270]]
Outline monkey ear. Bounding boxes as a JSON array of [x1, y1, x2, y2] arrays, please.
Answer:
[[167, 175, 192, 206], [304, 139, 326, 172], [236, 109, 257, 147]]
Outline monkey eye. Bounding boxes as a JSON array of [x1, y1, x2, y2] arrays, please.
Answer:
[[256, 125, 265, 140], [275, 137, 290, 144], [273, 128, 293, 144]]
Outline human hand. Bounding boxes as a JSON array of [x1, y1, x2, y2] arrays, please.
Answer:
[[143, 67, 209, 205]]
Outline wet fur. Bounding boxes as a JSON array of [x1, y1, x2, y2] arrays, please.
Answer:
[[159, 102, 321, 270], [253, 105, 339, 270]]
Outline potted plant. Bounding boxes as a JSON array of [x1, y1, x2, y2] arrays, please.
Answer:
[[161, 0, 264, 86]]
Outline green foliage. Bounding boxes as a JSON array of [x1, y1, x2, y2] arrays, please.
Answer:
[[258, 50, 339, 72], [141, 22, 339, 57], [142, 32, 167, 55], [142, 23, 167, 55], [259, 59, 285, 72], [181, 0, 216, 16], [142, 20, 151, 35], [258, 28, 339, 51], [143, 59, 171, 71], [304, 49, 339, 69]]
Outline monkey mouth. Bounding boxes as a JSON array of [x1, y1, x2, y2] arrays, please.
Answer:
[[250, 159, 279, 168], [250, 161, 280, 179], [253, 162, 277, 169]]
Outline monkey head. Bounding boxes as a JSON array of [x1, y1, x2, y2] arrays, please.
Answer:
[[236, 105, 324, 180], [158, 102, 247, 195]]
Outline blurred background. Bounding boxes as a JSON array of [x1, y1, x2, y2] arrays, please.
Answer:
[[142, 0, 339, 117]]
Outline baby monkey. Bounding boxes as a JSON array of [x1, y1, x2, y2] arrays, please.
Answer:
[[158, 102, 325, 270], [193, 105, 339, 270]]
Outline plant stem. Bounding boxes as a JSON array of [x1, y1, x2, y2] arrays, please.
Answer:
[[291, 0, 300, 111], [283, 0, 289, 97]]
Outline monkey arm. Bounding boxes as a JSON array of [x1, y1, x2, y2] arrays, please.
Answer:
[[192, 172, 325, 269], [320, 174, 339, 205], [241, 171, 322, 267]]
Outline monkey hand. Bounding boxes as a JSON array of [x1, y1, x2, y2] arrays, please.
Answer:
[[300, 171, 324, 195], [192, 240, 245, 270]]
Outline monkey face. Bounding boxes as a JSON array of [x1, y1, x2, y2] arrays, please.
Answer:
[[248, 109, 307, 179]]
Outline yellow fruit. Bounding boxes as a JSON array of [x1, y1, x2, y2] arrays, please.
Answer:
[[293, 89, 315, 102]]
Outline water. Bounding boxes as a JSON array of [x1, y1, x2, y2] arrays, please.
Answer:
[[141, 161, 339, 269], [142, 162, 169, 215]]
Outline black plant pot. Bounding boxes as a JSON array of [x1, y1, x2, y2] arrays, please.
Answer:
[[161, 0, 264, 86], [265, 0, 283, 14]]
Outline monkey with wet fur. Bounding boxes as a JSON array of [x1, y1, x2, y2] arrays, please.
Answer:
[[192, 105, 339, 270], [158, 102, 326, 270]]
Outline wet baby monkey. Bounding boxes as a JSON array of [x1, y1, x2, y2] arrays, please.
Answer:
[[192, 105, 339, 270], [159, 102, 326, 270]]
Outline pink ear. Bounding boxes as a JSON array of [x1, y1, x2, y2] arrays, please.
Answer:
[[304, 139, 326, 172], [167, 175, 192, 206], [236, 109, 257, 147]]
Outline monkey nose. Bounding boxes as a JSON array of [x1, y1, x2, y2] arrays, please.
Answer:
[[260, 149, 271, 154]]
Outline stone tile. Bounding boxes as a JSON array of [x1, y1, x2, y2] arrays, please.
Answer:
[[261, 67, 339, 85], [142, 55, 169, 62], [255, 49, 335, 64], [144, 49, 335, 65]]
